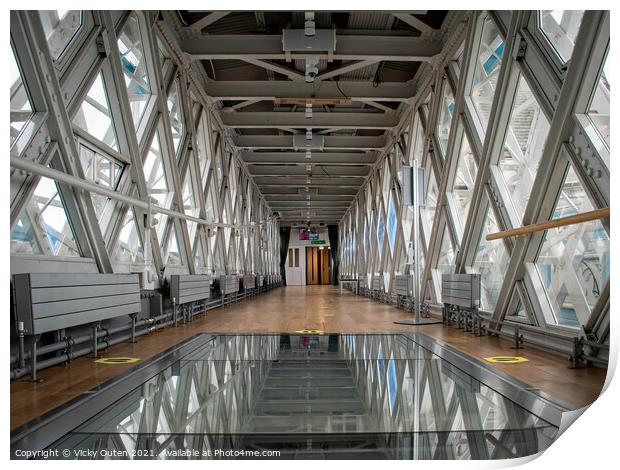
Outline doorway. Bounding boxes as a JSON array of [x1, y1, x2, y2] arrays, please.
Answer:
[[306, 246, 331, 285]]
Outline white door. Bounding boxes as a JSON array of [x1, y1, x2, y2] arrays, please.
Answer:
[[285, 247, 303, 285]]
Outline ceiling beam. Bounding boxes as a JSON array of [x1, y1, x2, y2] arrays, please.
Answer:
[[221, 111, 399, 130], [232, 135, 387, 150], [180, 34, 442, 61], [391, 13, 434, 35], [317, 60, 379, 81], [241, 151, 377, 165], [204, 80, 414, 101], [189, 11, 231, 32], [240, 58, 305, 81], [247, 165, 370, 177]]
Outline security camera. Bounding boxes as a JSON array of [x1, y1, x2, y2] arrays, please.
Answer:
[[305, 67, 319, 82]]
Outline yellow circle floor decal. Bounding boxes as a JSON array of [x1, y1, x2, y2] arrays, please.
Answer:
[[95, 357, 140, 364], [484, 356, 529, 364], [295, 329, 324, 335]]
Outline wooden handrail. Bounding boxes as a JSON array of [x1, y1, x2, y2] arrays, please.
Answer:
[[486, 207, 610, 241]]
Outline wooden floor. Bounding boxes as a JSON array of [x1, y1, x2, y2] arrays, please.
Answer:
[[11, 285, 607, 430]]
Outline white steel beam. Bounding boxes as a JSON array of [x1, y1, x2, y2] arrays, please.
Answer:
[[180, 34, 443, 61], [221, 111, 399, 130]]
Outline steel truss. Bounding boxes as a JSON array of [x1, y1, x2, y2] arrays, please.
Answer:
[[10, 11, 280, 284], [339, 11, 610, 359]]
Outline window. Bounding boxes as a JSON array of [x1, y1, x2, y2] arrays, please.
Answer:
[[535, 165, 609, 328], [195, 111, 212, 187], [471, 204, 510, 311], [143, 130, 172, 239], [435, 225, 455, 276], [376, 208, 385, 252], [451, 133, 478, 231], [386, 192, 397, 254], [420, 164, 438, 245], [182, 170, 200, 248], [113, 208, 144, 263], [167, 79, 184, 155], [434, 225, 455, 302], [288, 248, 299, 268], [471, 15, 504, 134], [10, 43, 33, 147], [164, 225, 182, 265], [73, 71, 119, 151], [118, 12, 152, 128], [39, 10, 83, 60], [436, 81, 455, 157], [539, 10, 584, 63], [587, 51, 610, 150], [498, 76, 550, 218], [78, 144, 123, 232], [10, 175, 81, 257]]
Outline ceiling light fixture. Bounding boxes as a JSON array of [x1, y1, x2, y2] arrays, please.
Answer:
[[305, 103, 312, 119], [305, 150, 312, 159], [306, 128, 312, 140]]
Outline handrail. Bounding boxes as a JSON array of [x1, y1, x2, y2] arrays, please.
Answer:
[[486, 207, 609, 241], [10, 156, 266, 229]]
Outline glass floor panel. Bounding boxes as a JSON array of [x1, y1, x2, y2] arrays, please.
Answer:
[[12, 333, 566, 460]]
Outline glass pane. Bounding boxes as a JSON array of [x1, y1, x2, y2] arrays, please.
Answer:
[[436, 82, 455, 157], [588, 51, 610, 150], [435, 225, 455, 276], [10, 213, 42, 255], [114, 208, 144, 263], [195, 111, 212, 188], [194, 238, 206, 267], [118, 12, 152, 128], [10, 44, 33, 146], [451, 133, 478, 230], [376, 208, 385, 252], [182, 171, 200, 248], [434, 225, 455, 303], [73, 71, 119, 151], [78, 144, 123, 232], [498, 76, 550, 218], [535, 165, 609, 327], [539, 10, 584, 63], [421, 164, 438, 246], [165, 225, 182, 265], [470, 15, 504, 134], [11, 176, 81, 257], [39, 10, 82, 60], [411, 112, 425, 164], [167, 79, 184, 154], [143, 130, 172, 239], [471, 206, 510, 311], [387, 192, 397, 254]]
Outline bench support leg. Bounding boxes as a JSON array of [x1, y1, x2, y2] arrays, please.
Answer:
[[92, 323, 99, 358], [130, 314, 137, 343], [30, 335, 41, 382]]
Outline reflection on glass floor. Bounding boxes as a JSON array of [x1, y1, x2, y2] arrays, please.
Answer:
[[47, 334, 558, 459]]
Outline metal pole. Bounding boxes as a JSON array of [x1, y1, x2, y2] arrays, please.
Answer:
[[10, 156, 263, 230], [412, 158, 421, 323], [394, 162, 441, 326]]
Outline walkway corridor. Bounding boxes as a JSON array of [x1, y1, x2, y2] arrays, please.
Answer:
[[11, 286, 606, 430]]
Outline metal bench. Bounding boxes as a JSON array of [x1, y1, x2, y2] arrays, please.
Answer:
[[13, 273, 141, 380], [169, 274, 211, 324], [370, 274, 385, 301], [358, 275, 368, 296], [338, 277, 358, 295], [243, 273, 256, 296], [219, 274, 240, 304], [441, 274, 483, 335], [393, 275, 413, 308]]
